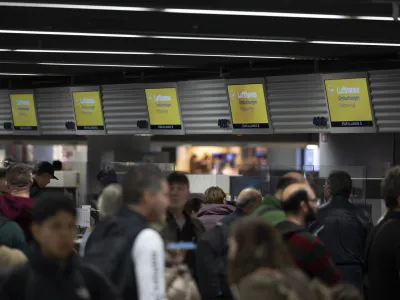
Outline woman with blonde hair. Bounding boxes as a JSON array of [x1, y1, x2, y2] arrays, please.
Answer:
[[198, 186, 235, 230]]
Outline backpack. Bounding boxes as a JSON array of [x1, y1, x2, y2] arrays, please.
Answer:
[[83, 217, 145, 299]]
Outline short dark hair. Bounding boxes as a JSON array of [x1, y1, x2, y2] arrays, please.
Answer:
[[184, 198, 203, 214], [381, 166, 400, 210], [122, 164, 164, 205], [276, 176, 299, 192], [281, 189, 309, 214], [167, 171, 189, 188], [6, 163, 31, 188], [327, 171, 352, 198], [0, 168, 6, 179], [32, 192, 76, 224]]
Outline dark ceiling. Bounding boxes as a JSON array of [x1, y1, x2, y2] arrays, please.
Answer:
[[1, 0, 400, 88]]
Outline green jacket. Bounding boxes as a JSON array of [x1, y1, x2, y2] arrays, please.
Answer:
[[0, 219, 28, 254], [252, 195, 286, 226]]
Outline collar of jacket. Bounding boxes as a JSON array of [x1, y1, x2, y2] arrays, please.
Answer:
[[118, 206, 148, 224], [29, 243, 77, 276], [385, 209, 400, 221], [167, 210, 190, 224], [262, 195, 281, 208]]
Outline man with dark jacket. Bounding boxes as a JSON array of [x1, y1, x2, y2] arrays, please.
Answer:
[[277, 183, 340, 286], [0, 163, 34, 243], [253, 172, 306, 225], [163, 172, 205, 277], [30, 161, 59, 199], [196, 188, 262, 300], [1, 192, 119, 300], [310, 171, 372, 291], [366, 167, 400, 300]]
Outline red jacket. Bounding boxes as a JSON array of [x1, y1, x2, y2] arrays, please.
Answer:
[[0, 194, 33, 242]]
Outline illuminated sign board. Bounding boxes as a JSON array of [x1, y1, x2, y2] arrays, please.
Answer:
[[325, 78, 373, 127], [227, 84, 269, 129], [72, 91, 105, 130], [10, 93, 38, 131], [145, 88, 182, 130]]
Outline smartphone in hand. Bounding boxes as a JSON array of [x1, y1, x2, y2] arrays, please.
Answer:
[[166, 241, 196, 251]]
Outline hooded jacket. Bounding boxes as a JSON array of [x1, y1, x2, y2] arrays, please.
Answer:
[[252, 195, 286, 226], [0, 194, 33, 242], [198, 204, 235, 230]]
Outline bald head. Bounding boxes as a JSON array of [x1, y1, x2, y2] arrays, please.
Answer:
[[237, 188, 262, 214], [275, 172, 307, 199], [284, 172, 307, 183], [282, 183, 315, 203]]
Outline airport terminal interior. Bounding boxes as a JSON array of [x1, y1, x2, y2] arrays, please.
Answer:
[[2, 1, 400, 299]]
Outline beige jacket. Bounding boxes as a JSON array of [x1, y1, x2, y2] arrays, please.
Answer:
[[0, 246, 27, 267]]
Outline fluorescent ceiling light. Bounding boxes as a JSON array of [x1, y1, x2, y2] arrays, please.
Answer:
[[309, 40, 400, 47], [38, 62, 163, 68], [0, 72, 42, 76], [0, 2, 155, 11], [0, 2, 391, 22], [16, 49, 155, 55], [152, 35, 295, 43], [0, 29, 144, 38], [163, 8, 348, 20], [0, 29, 295, 43], [15, 49, 295, 59]]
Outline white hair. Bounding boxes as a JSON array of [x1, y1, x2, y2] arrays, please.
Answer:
[[98, 183, 123, 219]]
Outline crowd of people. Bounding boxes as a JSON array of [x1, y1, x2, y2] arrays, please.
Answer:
[[0, 161, 399, 300]]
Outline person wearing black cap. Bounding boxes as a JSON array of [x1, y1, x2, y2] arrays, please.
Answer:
[[30, 161, 59, 199]]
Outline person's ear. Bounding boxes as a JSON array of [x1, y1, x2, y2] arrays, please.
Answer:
[[31, 223, 40, 243], [300, 200, 308, 213]]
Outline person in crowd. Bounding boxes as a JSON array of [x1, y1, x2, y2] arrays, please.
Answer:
[[30, 161, 59, 199], [84, 164, 168, 300], [365, 166, 400, 300], [331, 284, 363, 300], [227, 217, 332, 300], [0, 245, 27, 268], [0, 168, 8, 194], [163, 172, 205, 277], [1, 192, 119, 300], [3, 156, 16, 168], [198, 186, 235, 230], [252, 171, 306, 225], [96, 167, 118, 188], [276, 183, 340, 286], [79, 183, 123, 257], [184, 197, 204, 218], [196, 187, 262, 300], [0, 163, 34, 243], [52, 160, 63, 171], [0, 214, 28, 253], [310, 171, 372, 291]]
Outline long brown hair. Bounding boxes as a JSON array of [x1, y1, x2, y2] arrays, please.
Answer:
[[227, 217, 294, 285]]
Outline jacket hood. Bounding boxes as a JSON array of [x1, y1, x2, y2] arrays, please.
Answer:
[[198, 204, 235, 217], [262, 195, 281, 208], [0, 194, 33, 220]]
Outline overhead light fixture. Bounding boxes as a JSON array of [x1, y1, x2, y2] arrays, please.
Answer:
[[14, 49, 295, 59], [0, 2, 155, 11], [0, 49, 10, 51], [15, 49, 155, 55], [0, 2, 392, 22], [0, 72, 43, 76], [309, 40, 400, 47], [38, 62, 164, 68], [0, 29, 295, 43]]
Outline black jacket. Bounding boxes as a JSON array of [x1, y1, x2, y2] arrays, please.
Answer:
[[366, 210, 400, 300], [195, 208, 244, 300], [1, 244, 118, 300], [310, 196, 372, 267], [29, 179, 42, 199]]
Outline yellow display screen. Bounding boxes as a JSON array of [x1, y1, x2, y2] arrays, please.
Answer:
[[325, 78, 373, 128], [227, 84, 269, 129], [10, 93, 38, 131], [72, 91, 105, 130], [145, 88, 182, 130]]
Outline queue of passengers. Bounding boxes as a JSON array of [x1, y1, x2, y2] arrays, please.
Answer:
[[0, 162, 399, 300]]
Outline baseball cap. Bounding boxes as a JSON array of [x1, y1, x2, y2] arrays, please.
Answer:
[[96, 168, 118, 185], [34, 161, 59, 180]]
